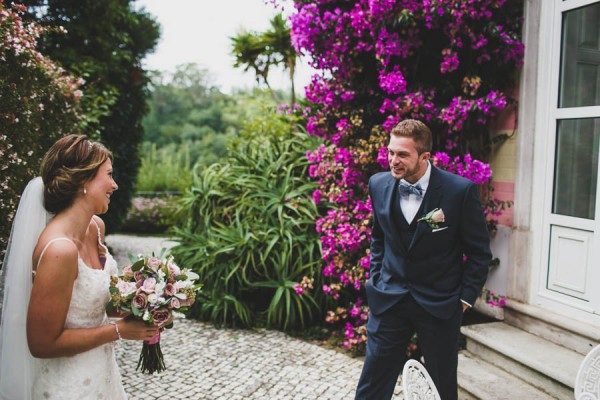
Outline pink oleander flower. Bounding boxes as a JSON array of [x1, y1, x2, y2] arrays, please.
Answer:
[[294, 284, 304, 296]]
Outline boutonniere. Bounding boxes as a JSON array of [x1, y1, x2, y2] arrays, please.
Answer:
[[418, 208, 445, 229]]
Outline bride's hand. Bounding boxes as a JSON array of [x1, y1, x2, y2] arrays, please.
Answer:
[[115, 319, 160, 341]]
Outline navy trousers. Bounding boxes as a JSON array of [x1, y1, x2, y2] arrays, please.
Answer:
[[355, 295, 463, 400]]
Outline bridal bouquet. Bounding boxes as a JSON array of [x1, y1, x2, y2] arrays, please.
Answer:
[[107, 255, 201, 374]]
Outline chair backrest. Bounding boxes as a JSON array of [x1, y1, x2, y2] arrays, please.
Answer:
[[402, 359, 441, 400], [575, 344, 600, 400]]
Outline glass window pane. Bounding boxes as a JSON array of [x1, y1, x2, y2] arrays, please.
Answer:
[[553, 118, 600, 219], [558, 3, 600, 108]]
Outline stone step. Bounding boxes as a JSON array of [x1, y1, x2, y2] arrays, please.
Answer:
[[504, 300, 600, 356], [461, 322, 583, 399], [457, 351, 557, 400], [457, 387, 478, 400]]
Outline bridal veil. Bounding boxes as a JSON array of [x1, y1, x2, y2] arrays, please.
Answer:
[[0, 177, 51, 400]]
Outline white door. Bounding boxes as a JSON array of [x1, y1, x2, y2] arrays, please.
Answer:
[[536, 0, 600, 318]]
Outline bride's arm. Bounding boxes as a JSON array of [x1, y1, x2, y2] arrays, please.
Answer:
[[26, 241, 157, 358]]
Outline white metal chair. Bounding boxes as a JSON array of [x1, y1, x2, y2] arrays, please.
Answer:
[[575, 344, 600, 400], [402, 359, 441, 400]]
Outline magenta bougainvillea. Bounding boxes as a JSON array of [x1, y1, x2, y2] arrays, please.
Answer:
[[287, 0, 524, 352]]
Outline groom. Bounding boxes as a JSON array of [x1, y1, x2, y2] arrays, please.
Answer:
[[355, 119, 492, 400]]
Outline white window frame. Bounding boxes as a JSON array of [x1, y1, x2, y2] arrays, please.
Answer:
[[530, 0, 600, 320]]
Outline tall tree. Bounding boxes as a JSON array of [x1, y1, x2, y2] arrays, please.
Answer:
[[22, 0, 160, 231], [231, 30, 273, 90], [263, 14, 297, 105], [230, 13, 297, 104], [142, 64, 230, 146]]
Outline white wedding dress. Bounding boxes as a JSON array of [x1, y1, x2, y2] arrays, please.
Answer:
[[31, 234, 127, 400], [0, 178, 128, 399]]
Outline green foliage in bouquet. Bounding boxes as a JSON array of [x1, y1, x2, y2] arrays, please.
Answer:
[[171, 110, 325, 331]]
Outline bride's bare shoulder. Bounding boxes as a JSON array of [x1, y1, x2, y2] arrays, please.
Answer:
[[33, 228, 77, 271]]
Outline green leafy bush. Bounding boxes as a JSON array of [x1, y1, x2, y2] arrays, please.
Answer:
[[0, 2, 86, 261], [136, 142, 194, 193], [171, 111, 324, 331]]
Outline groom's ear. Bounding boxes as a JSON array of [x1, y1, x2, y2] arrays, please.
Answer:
[[421, 151, 431, 162]]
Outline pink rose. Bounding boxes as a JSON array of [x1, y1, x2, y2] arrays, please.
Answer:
[[116, 280, 137, 296], [167, 259, 180, 276], [151, 308, 172, 327], [134, 271, 144, 282], [122, 265, 133, 279], [141, 277, 157, 294], [431, 208, 445, 223], [147, 257, 161, 271], [132, 293, 147, 309], [164, 283, 176, 297], [178, 297, 194, 307], [147, 293, 159, 305], [169, 297, 180, 309]]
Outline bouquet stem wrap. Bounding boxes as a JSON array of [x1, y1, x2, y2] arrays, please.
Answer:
[[137, 329, 165, 374]]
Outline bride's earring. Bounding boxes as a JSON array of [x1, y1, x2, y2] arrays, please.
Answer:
[[84, 187, 87, 195]]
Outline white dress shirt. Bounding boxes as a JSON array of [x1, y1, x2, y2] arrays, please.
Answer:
[[399, 161, 431, 223]]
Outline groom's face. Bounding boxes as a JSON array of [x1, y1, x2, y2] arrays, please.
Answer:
[[387, 136, 430, 183]]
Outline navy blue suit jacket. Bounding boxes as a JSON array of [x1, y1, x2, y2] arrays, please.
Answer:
[[365, 165, 492, 319]]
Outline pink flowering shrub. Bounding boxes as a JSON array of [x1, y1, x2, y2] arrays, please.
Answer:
[[286, 0, 523, 353], [0, 2, 87, 262], [122, 196, 179, 234]]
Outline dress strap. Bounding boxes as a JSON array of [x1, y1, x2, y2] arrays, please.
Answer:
[[91, 217, 103, 244], [35, 237, 75, 270], [91, 217, 109, 255]]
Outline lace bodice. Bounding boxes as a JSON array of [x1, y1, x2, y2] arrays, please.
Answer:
[[32, 236, 127, 400], [64, 254, 116, 329]]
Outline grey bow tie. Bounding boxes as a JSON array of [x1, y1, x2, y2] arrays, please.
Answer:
[[398, 181, 424, 197]]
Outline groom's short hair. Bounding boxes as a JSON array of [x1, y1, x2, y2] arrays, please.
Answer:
[[390, 119, 432, 154]]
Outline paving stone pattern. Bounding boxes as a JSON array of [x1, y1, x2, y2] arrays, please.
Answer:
[[115, 320, 401, 399], [107, 234, 403, 399]]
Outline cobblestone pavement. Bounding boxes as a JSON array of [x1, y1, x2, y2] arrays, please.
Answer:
[[106, 234, 403, 400]]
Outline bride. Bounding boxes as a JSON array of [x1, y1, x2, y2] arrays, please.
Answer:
[[0, 135, 159, 399]]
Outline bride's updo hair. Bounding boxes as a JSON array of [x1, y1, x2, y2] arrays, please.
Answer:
[[40, 134, 113, 214]]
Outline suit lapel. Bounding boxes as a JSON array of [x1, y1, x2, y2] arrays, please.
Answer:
[[409, 166, 443, 250]]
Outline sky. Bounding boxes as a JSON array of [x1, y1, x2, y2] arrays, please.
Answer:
[[135, 0, 314, 94]]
